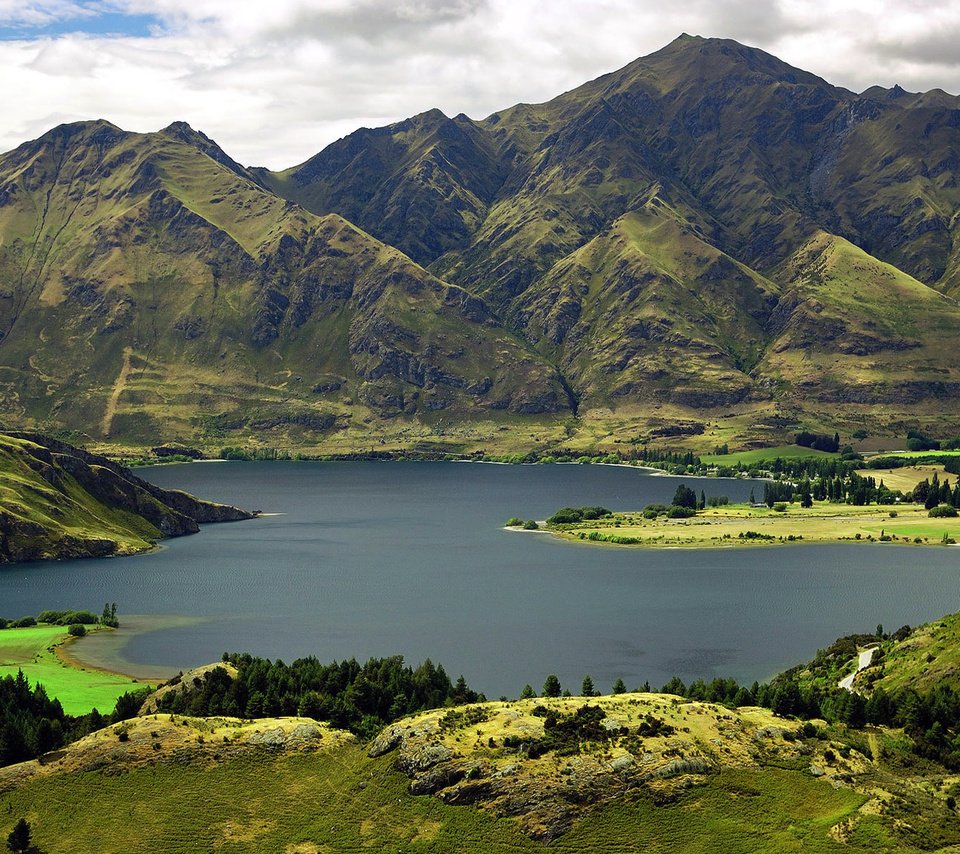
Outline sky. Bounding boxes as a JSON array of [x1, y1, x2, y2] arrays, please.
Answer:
[[1, 0, 958, 169]]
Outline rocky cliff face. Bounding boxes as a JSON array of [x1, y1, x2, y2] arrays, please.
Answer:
[[0, 433, 253, 563]]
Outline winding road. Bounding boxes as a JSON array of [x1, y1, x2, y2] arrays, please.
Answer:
[[838, 647, 876, 692]]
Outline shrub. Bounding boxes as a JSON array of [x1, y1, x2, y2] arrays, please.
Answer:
[[889, 510, 898, 518], [67, 624, 86, 637], [505, 517, 522, 527], [522, 519, 539, 530], [773, 503, 788, 512], [666, 506, 695, 519], [11, 617, 36, 628], [929, 504, 958, 518], [547, 507, 582, 524]]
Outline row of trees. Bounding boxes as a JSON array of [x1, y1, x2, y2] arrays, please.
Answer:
[[156, 654, 481, 739], [0, 605, 118, 631], [913, 473, 960, 509], [796, 431, 841, 453]]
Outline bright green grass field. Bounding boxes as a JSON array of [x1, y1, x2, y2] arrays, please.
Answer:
[[700, 445, 837, 466], [0, 626, 146, 715], [0, 748, 884, 854]]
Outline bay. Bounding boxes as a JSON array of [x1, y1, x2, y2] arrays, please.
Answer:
[[1, 461, 957, 698]]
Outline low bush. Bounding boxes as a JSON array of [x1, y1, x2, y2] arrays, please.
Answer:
[[929, 505, 958, 518]]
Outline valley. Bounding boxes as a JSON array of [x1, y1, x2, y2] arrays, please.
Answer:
[[3, 26, 960, 852]]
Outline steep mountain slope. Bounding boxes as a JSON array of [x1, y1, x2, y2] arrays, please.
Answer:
[[258, 109, 509, 267], [0, 432, 251, 562], [3, 36, 960, 450], [0, 120, 570, 445], [268, 34, 960, 432]]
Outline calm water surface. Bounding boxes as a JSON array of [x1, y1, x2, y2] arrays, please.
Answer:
[[1, 461, 958, 697]]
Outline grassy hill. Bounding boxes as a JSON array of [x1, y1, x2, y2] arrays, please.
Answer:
[[0, 432, 251, 562], [1, 693, 957, 852], [846, 612, 960, 696]]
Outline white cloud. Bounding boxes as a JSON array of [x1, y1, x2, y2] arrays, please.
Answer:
[[0, 0, 958, 169]]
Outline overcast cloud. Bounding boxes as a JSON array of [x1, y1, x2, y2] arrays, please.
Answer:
[[1, 0, 958, 169]]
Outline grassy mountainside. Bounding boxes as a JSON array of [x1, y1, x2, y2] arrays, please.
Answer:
[[264, 34, 960, 444], [3, 36, 960, 449], [0, 432, 251, 562], [845, 612, 960, 695], [0, 120, 570, 448]]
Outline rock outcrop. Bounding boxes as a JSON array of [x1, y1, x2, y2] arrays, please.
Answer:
[[0, 433, 254, 563]]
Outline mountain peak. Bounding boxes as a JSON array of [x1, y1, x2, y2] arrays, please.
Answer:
[[45, 118, 123, 141], [158, 120, 258, 183]]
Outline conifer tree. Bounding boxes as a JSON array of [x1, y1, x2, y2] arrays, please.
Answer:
[[6, 818, 30, 854]]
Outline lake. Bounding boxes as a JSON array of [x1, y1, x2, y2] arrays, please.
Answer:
[[1, 461, 958, 698]]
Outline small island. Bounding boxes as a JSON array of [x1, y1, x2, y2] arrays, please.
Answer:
[[508, 482, 960, 548]]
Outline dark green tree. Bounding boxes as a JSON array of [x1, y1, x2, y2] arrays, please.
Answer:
[[581, 675, 595, 697], [519, 684, 536, 700], [772, 681, 802, 717], [612, 678, 626, 694], [542, 675, 562, 698], [6, 818, 30, 854]]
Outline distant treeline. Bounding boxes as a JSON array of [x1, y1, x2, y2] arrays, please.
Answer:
[[154, 654, 482, 739], [0, 604, 117, 630]]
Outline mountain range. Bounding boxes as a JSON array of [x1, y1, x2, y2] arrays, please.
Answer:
[[2, 33, 960, 452]]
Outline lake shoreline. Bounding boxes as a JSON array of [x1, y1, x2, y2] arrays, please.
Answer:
[[57, 615, 200, 682]]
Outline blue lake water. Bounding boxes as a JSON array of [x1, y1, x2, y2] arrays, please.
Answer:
[[1, 461, 958, 697]]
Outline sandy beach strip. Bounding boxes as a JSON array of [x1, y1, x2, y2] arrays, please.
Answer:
[[56, 614, 205, 682]]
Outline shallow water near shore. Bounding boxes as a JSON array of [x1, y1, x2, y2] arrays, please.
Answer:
[[2, 461, 959, 697]]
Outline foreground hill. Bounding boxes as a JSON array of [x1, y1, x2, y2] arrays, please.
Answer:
[[1, 693, 956, 852], [0, 432, 251, 562]]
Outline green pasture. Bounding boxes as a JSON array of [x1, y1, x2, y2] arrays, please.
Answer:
[[0, 626, 146, 715], [701, 445, 837, 466]]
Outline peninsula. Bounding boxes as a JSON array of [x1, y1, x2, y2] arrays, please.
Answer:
[[518, 501, 960, 548]]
